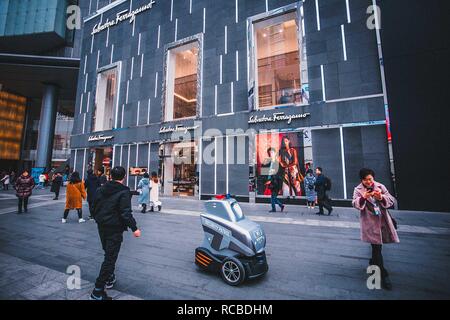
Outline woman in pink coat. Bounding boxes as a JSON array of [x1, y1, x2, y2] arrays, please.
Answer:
[[353, 168, 399, 290]]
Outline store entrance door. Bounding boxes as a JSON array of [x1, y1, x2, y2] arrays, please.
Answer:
[[89, 147, 113, 177], [161, 141, 198, 197]]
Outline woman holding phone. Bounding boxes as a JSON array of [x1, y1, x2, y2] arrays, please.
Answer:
[[352, 168, 399, 290]]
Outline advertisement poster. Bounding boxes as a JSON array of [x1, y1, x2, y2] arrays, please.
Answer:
[[31, 167, 45, 184], [129, 167, 148, 176], [256, 132, 305, 197]]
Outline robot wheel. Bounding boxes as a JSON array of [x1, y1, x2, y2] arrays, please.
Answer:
[[220, 257, 246, 286]]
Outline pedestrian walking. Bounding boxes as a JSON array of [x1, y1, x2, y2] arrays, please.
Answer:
[[149, 172, 161, 212], [265, 148, 285, 213], [90, 166, 141, 300], [14, 169, 35, 214], [137, 173, 150, 213], [62, 171, 86, 223], [85, 169, 100, 220], [37, 173, 46, 189], [1, 172, 10, 190], [352, 168, 399, 290], [304, 169, 317, 209], [44, 171, 50, 188], [51, 172, 63, 200], [10, 171, 16, 187], [314, 167, 333, 215]]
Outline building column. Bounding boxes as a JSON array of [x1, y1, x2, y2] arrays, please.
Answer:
[[35, 84, 59, 169]]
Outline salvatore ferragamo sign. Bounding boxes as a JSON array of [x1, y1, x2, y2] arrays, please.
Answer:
[[91, 0, 156, 35], [88, 134, 114, 143], [248, 112, 311, 125], [159, 124, 200, 134]]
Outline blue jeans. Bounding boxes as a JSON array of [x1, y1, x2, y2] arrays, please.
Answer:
[[270, 193, 283, 211]]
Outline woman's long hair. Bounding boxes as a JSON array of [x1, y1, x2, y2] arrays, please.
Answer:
[[280, 136, 291, 151], [70, 171, 81, 184]]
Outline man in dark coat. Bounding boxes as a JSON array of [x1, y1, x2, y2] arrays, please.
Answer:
[[51, 172, 63, 200], [90, 166, 141, 300], [314, 167, 333, 215], [84, 169, 100, 220]]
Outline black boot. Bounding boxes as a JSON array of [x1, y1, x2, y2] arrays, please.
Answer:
[[158, 205, 162, 212], [141, 204, 147, 213], [149, 206, 154, 212]]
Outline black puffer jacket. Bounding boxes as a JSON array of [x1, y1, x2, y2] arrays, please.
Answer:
[[92, 181, 138, 232]]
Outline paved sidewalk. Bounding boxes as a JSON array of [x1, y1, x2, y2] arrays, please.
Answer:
[[0, 252, 141, 300], [0, 188, 449, 300]]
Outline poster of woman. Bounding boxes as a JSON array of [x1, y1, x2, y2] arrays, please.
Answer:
[[256, 132, 305, 197], [279, 135, 304, 197]]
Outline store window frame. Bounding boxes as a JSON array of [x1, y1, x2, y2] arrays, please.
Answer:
[[246, 2, 308, 111], [92, 61, 122, 133], [162, 33, 204, 123]]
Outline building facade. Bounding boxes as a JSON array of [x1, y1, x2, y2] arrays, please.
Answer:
[[0, 0, 92, 172], [71, 0, 394, 204]]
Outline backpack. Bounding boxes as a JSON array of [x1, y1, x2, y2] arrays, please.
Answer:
[[325, 177, 332, 191]]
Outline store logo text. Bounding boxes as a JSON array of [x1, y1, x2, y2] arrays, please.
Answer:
[[88, 134, 114, 143], [160, 124, 200, 134], [248, 112, 311, 125], [91, 0, 156, 35]]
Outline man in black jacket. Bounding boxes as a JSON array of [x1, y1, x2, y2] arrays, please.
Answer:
[[314, 167, 333, 215], [90, 166, 141, 300], [84, 169, 100, 220]]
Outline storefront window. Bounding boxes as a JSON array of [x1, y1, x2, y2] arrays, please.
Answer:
[[162, 141, 198, 197], [88, 147, 113, 177], [93, 67, 118, 132], [255, 131, 307, 197], [165, 42, 199, 121], [251, 10, 308, 109]]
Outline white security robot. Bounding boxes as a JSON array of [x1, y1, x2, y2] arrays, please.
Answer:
[[195, 195, 268, 286]]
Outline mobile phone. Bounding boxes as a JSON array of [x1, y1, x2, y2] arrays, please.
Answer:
[[366, 186, 374, 193]]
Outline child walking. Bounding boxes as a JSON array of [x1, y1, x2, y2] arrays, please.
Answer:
[[137, 173, 150, 213], [149, 172, 161, 212]]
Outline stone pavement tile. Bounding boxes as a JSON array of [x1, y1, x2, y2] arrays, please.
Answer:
[[20, 280, 66, 300], [0, 269, 36, 287], [0, 279, 36, 299], [23, 269, 68, 286], [54, 285, 95, 300]]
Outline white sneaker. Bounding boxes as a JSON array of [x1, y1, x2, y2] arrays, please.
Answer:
[[61, 219, 67, 224], [78, 218, 86, 223]]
